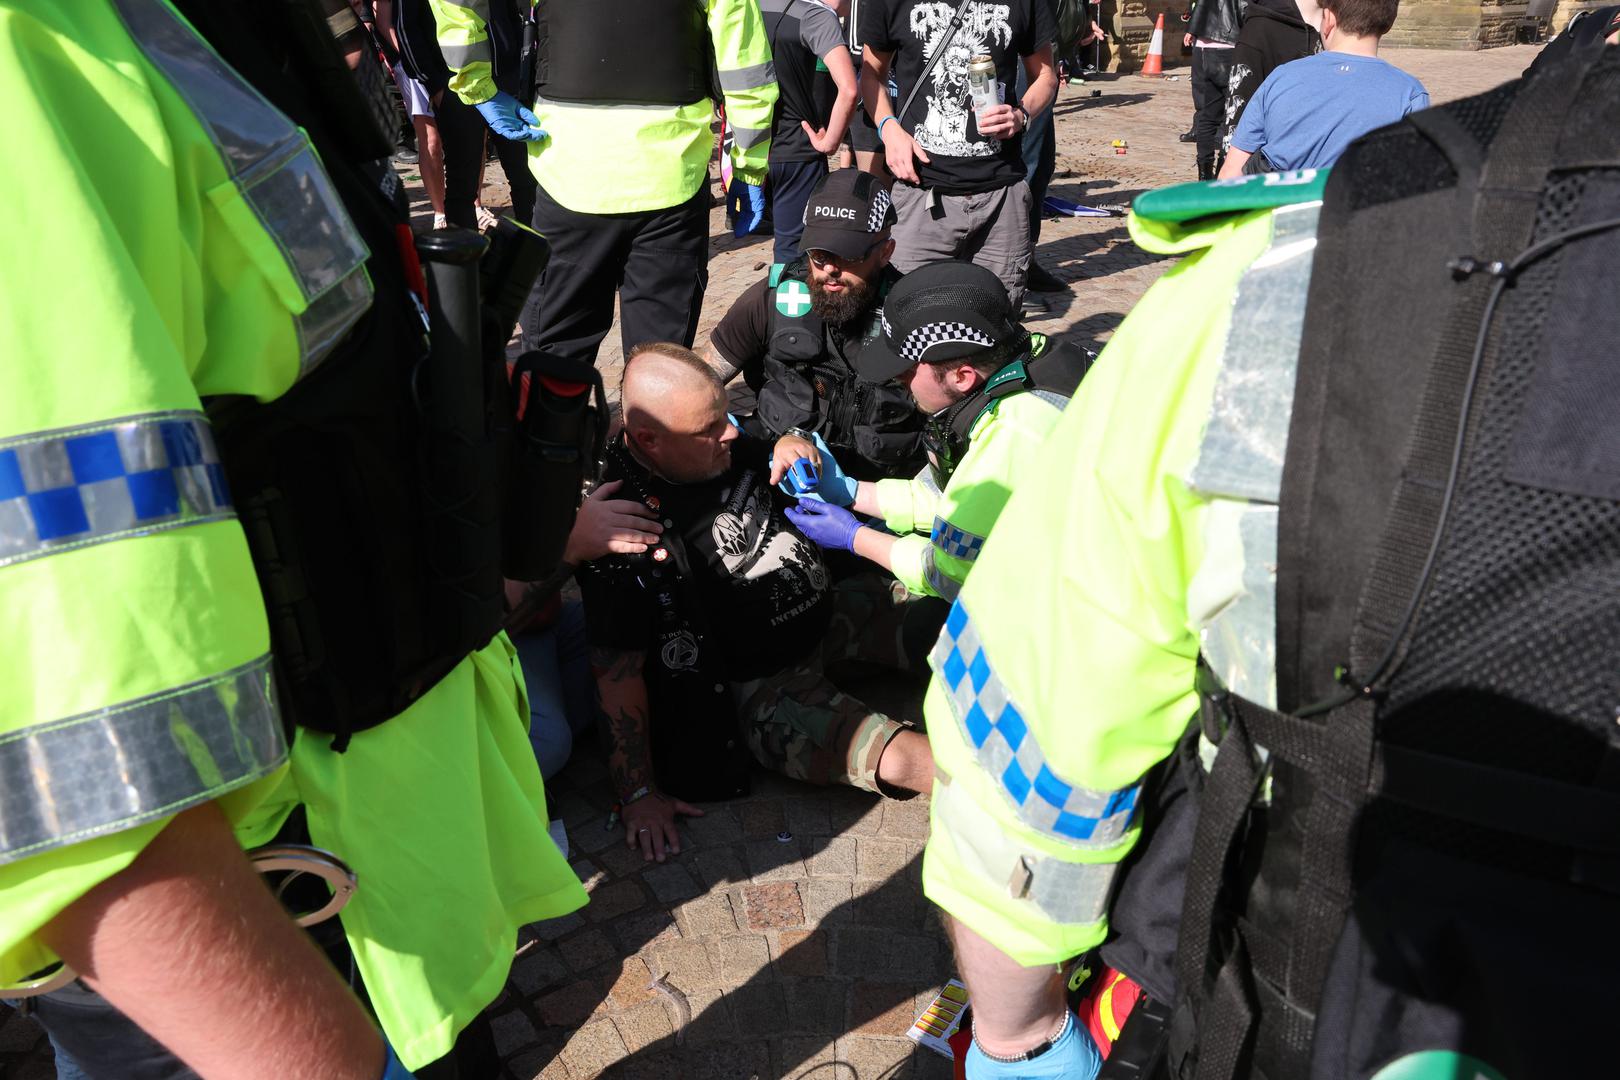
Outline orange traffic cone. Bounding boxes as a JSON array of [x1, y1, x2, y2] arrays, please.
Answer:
[[1141, 13, 1166, 77]]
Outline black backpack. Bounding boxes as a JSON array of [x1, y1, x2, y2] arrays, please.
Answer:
[[1110, 46, 1620, 1080]]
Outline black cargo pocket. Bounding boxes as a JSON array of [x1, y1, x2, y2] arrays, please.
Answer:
[[1504, 173, 1620, 500]]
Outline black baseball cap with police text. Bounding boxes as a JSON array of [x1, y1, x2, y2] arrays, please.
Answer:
[[857, 261, 1021, 382], [798, 170, 898, 261]]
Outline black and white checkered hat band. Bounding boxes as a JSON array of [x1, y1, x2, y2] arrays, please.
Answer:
[[867, 188, 892, 232], [898, 321, 996, 364]]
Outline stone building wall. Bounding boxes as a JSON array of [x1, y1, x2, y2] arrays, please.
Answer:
[[1548, 0, 1615, 33], [1382, 0, 1529, 48], [1103, 0, 1194, 73]]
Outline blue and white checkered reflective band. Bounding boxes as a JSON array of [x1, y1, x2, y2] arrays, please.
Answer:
[[930, 516, 987, 562], [0, 412, 233, 569], [932, 599, 1141, 847]]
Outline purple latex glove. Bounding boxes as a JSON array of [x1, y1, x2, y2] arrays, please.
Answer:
[[785, 500, 863, 552]]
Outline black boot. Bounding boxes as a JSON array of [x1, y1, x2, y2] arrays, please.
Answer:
[[1197, 154, 1216, 181]]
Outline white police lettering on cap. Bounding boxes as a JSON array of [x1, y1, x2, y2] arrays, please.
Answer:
[[813, 205, 859, 220]]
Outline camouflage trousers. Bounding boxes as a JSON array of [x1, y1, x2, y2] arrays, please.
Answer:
[[733, 575, 948, 793]]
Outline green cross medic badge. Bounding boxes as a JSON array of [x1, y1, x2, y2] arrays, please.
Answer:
[[775, 279, 812, 317]]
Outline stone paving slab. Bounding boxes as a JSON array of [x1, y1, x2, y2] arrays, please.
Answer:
[[0, 40, 1541, 1080]]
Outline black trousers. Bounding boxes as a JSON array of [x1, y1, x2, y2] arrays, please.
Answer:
[[768, 156, 828, 264], [518, 182, 709, 365], [435, 89, 537, 230], [1190, 46, 1236, 158]]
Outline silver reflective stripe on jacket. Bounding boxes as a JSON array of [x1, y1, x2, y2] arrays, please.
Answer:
[[1186, 201, 1320, 710], [719, 60, 776, 92], [112, 0, 372, 379], [922, 545, 962, 601], [1187, 202, 1320, 504], [934, 775, 1118, 926], [0, 412, 234, 569], [439, 39, 492, 68], [0, 655, 286, 866]]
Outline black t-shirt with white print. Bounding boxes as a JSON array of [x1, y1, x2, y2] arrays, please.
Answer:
[[859, 0, 1055, 195], [580, 435, 833, 682]]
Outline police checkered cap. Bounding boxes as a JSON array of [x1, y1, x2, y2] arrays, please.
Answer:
[[799, 170, 899, 260], [857, 261, 1019, 382]]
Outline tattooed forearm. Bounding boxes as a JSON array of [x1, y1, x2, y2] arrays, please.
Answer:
[[705, 345, 742, 385], [592, 649, 654, 794], [605, 702, 654, 796]]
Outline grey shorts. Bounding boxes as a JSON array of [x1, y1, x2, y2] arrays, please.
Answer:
[[890, 179, 1033, 310]]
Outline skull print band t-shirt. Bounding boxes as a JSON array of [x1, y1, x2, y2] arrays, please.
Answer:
[[580, 435, 832, 682], [859, 0, 1055, 195]]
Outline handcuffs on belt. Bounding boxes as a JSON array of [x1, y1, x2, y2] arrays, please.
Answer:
[[0, 844, 357, 1000]]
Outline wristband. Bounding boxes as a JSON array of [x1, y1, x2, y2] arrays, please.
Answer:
[[1014, 106, 1030, 131], [878, 115, 898, 141], [621, 785, 654, 806], [971, 1010, 1071, 1064]]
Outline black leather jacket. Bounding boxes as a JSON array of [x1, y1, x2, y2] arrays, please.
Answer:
[[1188, 0, 1246, 45]]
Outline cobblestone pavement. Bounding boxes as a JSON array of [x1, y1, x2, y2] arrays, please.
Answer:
[[0, 41, 1541, 1080]]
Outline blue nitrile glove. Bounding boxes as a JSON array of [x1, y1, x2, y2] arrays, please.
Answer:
[[785, 500, 863, 553], [475, 92, 547, 142], [381, 1041, 418, 1080], [773, 432, 857, 504], [729, 177, 767, 238], [964, 1013, 1102, 1080], [806, 433, 858, 506]]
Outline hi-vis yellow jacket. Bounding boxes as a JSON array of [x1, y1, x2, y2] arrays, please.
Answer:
[[922, 172, 1330, 965], [430, 0, 778, 213], [0, 1, 585, 1065]]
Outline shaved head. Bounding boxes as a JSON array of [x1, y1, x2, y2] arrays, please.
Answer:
[[623, 343, 726, 426], [621, 343, 738, 482]]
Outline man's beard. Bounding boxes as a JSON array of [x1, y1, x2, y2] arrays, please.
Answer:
[[809, 274, 877, 325]]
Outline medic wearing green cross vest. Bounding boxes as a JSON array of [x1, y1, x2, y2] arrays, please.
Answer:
[[785, 261, 1092, 604], [914, 171, 1331, 1075], [0, 2, 584, 1076]]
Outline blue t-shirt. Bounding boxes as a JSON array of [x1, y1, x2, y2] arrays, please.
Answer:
[[1230, 52, 1430, 170]]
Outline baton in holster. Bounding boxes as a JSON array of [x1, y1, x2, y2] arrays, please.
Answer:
[[414, 227, 506, 645]]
